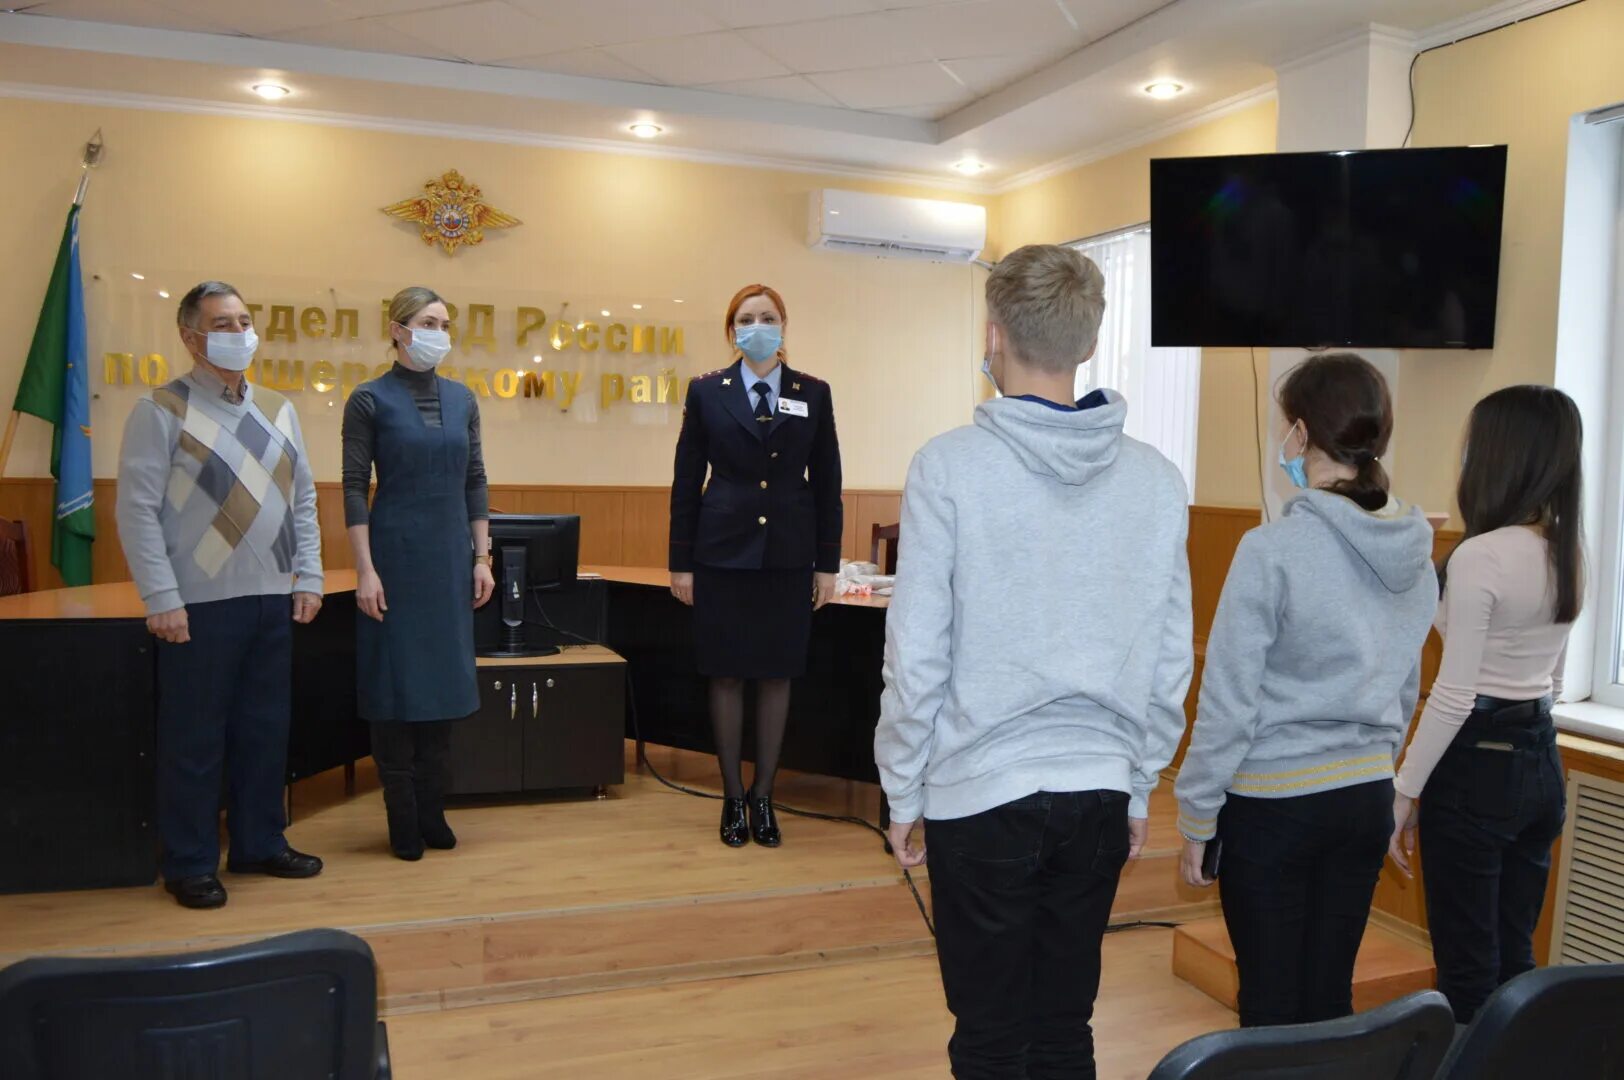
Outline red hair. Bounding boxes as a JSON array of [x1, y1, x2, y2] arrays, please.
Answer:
[[724, 284, 787, 343]]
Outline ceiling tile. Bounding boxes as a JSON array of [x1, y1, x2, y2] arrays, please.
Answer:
[[682, 0, 878, 30], [939, 52, 1049, 96], [808, 60, 969, 109], [327, 0, 462, 14], [156, 0, 358, 35], [277, 16, 465, 58], [740, 11, 934, 74], [698, 74, 843, 107], [1057, 0, 1172, 41], [23, 0, 233, 33], [501, 47, 663, 81], [506, 0, 723, 47], [604, 30, 789, 85], [877, 102, 961, 119], [386, 1, 595, 62], [889, 0, 1084, 60]]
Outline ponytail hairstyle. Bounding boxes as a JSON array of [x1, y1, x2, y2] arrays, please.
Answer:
[[1276, 352, 1393, 512], [386, 286, 446, 357], [1443, 385, 1584, 623]]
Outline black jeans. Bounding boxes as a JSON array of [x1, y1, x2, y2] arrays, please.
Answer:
[[1420, 697, 1565, 1024], [926, 790, 1130, 1080], [156, 595, 292, 880], [1218, 779, 1393, 1028]]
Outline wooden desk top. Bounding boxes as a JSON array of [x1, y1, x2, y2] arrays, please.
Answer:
[[0, 566, 889, 621], [476, 646, 623, 668]]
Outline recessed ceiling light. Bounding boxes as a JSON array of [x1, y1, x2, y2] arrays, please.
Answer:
[[157, 290, 170, 299], [1143, 81, 1185, 100], [251, 83, 291, 101], [952, 159, 990, 175], [130, 272, 145, 280], [628, 122, 663, 139]]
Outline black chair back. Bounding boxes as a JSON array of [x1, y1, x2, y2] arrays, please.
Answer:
[[1149, 991, 1456, 1080], [0, 928, 389, 1080], [1437, 963, 1624, 1079]]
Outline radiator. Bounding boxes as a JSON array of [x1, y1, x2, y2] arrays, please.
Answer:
[[1551, 770, 1624, 964]]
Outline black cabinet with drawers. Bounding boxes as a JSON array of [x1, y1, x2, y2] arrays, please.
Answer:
[[447, 646, 626, 797]]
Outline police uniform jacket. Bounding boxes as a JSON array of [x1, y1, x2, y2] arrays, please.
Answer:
[[669, 360, 843, 575]]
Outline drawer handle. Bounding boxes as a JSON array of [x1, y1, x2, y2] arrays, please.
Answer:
[[532, 683, 539, 718], [510, 683, 517, 720], [546, 678, 556, 689]]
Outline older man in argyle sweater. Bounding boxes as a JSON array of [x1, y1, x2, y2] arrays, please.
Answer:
[[116, 281, 325, 909]]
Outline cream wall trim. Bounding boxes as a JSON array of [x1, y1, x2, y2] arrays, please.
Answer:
[[0, 81, 988, 196], [988, 85, 1279, 195], [1413, 0, 1585, 49], [0, 13, 933, 145], [1271, 23, 1418, 78]]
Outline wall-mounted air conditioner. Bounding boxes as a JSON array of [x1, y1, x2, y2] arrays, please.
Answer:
[[808, 189, 986, 263]]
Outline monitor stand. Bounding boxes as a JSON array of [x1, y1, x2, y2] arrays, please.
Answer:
[[479, 543, 561, 658]]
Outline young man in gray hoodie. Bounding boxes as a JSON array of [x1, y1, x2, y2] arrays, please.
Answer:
[[876, 244, 1193, 1080]]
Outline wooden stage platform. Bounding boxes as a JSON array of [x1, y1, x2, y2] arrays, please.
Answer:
[[1, 745, 1430, 1077]]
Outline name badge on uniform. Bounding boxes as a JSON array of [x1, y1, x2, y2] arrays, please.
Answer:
[[778, 398, 809, 418]]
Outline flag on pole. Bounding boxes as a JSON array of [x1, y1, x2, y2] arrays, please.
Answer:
[[14, 205, 94, 586]]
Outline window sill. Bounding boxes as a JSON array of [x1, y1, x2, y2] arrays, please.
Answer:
[[1553, 700, 1624, 747]]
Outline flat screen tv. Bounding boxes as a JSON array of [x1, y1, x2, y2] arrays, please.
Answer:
[[1149, 146, 1508, 349]]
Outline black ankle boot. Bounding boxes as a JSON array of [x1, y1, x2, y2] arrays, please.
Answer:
[[747, 791, 781, 848], [720, 797, 749, 848], [381, 774, 425, 861]]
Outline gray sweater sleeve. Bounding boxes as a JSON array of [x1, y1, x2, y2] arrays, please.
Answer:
[[1137, 502, 1195, 818], [874, 449, 955, 823], [466, 394, 489, 521], [341, 387, 376, 527], [115, 400, 184, 616], [1175, 531, 1280, 841], [283, 404, 324, 593]]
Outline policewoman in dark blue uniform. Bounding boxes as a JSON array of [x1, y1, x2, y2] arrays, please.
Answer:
[[670, 284, 844, 848], [343, 286, 496, 862]]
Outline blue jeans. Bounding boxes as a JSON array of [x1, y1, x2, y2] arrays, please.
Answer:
[[1420, 696, 1565, 1023], [925, 790, 1130, 1080], [155, 595, 292, 880]]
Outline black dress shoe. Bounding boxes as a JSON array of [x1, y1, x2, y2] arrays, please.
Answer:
[[720, 797, 749, 848], [227, 847, 324, 878], [165, 874, 228, 909], [748, 793, 782, 848]]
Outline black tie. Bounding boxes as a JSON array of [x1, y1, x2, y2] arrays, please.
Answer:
[[753, 381, 773, 423]]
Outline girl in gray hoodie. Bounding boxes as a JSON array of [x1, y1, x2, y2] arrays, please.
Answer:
[[1175, 353, 1437, 1028]]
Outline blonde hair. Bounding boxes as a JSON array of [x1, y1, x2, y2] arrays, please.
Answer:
[[985, 245, 1106, 375], [387, 286, 446, 356]]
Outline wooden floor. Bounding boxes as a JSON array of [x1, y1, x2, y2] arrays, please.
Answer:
[[1, 745, 1235, 1076]]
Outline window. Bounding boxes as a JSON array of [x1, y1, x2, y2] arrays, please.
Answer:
[[1068, 227, 1201, 500]]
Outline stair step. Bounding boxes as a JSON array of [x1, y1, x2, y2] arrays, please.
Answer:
[[1171, 915, 1435, 1013]]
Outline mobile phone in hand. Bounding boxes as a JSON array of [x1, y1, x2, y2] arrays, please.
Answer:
[[1201, 837, 1223, 881]]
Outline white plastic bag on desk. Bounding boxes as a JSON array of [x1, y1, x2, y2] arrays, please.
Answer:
[[835, 559, 894, 597]]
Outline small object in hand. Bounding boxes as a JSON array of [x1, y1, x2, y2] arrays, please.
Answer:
[[1201, 837, 1222, 881]]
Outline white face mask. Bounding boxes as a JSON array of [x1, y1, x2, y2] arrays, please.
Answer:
[[401, 327, 452, 371], [203, 329, 258, 372]]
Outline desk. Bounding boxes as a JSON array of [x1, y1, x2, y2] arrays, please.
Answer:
[[587, 566, 892, 788], [0, 567, 884, 894]]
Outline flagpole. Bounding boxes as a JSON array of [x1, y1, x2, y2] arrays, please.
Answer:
[[0, 131, 102, 482]]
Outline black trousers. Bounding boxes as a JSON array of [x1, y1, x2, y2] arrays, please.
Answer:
[[926, 790, 1130, 1080], [1217, 779, 1393, 1028], [155, 595, 292, 881], [1420, 698, 1565, 1024]]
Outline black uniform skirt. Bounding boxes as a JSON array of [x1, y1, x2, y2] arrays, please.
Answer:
[[692, 564, 814, 679]]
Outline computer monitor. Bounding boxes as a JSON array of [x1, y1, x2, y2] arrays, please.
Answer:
[[481, 514, 580, 658]]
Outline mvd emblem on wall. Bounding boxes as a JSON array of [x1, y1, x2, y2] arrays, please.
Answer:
[[381, 170, 521, 255]]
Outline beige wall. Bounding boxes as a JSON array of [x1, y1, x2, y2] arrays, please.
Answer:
[[0, 98, 988, 490], [991, 100, 1280, 507], [1394, 0, 1624, 519]]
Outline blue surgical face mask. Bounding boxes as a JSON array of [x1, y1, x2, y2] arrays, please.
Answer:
[[1278, 422, 1309, 489], [981, 355, 1001, 396], [735, 323, 782, 364], [402, 326, 452, 371]]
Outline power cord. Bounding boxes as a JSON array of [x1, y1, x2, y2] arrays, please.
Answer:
[[1251, 346, 1270, 523]]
